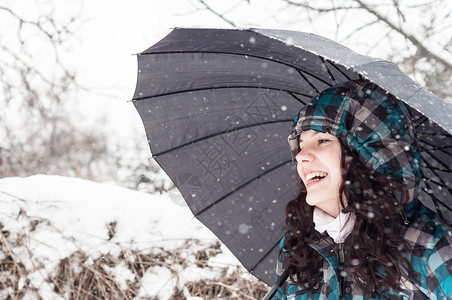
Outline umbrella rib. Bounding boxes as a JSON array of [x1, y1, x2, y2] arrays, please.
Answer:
[[152, 120, 294, 157], [138, 50, 337, 87], [249, 239, 282, 275], [133, 86, 314, 102], [194, 159, 292, 217], [417, 140, 452, 150], [421, 150, 452, 163], [288, 91, 310, 105], [326, 61, 354, 81], [422, 173, 452, 191], [421, 168, 451, 191], [418, 143, 452, 159], [417, 136, 452, 156], [416, 132, 452, 140], [419, 144, 452, 152], [421, 164, 451, 173], [420, 184, 452, 224], [420, 181, 443, 219], [420, 151, 450, 173], [434, 198, 452, 213], [320, 57, 338, 85], [297, 70, 320, 93], [411, 115, 428, 129], [420, 169, 452, 211]]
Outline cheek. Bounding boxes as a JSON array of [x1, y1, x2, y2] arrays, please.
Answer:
[[328, 148, 343, 180], [296, 164, 304, 181]]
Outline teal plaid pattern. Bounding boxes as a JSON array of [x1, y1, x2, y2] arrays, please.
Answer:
[[273, 200, 452, 299], [277, 80, 452, 298], [288, 79, 422, 204]]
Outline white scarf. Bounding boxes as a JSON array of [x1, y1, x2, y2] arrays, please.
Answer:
[[313, 207, 356, 243]]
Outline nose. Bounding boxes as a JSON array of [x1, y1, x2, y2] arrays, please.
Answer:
[[295, 146, 315, 163]]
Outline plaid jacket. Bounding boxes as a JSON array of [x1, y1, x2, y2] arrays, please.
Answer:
[[273, 200, 452, 299], [275, 80, 452, 299]]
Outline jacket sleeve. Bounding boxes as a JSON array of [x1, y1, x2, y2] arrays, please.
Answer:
[[424, 225, 452, 299], [272, 237, 288, 300]]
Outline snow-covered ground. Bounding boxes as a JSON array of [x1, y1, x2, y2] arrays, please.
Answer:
[[0, 175, 253, 299]]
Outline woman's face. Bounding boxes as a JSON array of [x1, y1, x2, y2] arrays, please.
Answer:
[[295, 130, 345, 217]]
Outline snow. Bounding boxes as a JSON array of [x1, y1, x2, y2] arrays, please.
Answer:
[[139, 266, 175, 298], [0, 175, 242, 299]]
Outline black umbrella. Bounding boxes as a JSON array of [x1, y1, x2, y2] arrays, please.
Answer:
[[132, 28, 452, 287]]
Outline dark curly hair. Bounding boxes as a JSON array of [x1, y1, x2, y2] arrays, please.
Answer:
[[283, 139, 412, 297]]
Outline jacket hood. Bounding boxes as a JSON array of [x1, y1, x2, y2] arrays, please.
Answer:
[[288, 79, 422, 204]]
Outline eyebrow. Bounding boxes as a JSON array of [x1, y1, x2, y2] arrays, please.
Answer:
[[298, 132, 322, 143]]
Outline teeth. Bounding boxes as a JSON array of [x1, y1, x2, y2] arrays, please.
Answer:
[[306, 172, 328, 184]]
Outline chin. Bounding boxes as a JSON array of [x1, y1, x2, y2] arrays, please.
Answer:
[[305, 197, 319, 208], [305, 194, 339, 211]]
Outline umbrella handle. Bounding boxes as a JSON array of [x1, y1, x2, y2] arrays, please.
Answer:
[[262, 267, 291, 300]]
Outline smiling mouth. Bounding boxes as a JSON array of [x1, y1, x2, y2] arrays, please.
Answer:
[[306, 171, 328, 184]]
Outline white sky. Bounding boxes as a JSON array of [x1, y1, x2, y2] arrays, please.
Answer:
[[70, 0, 238, 137], [11, 0, 447, 141], [62, 0, 293, 139], [6, 0, 452, 140]]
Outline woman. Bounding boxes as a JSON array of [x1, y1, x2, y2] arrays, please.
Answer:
[[273, 79, 452, 299]]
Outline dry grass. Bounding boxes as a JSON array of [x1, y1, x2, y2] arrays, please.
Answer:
[[186, 268, 268, 300], [0, 224, 269, 299], [50, 252, 128, 299], [0, 226, 29, 299]]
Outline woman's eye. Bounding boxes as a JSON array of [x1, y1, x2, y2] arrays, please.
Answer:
[[318, 139, 330, 144]]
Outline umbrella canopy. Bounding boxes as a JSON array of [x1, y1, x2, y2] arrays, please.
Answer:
[[132, 28, 452, 286]]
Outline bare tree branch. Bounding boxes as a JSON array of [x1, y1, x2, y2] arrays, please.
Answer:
[[0, 2, 118, 181], [282, 0, 354, 12], [340, 20, 379, 45], [190, 0, 452, 102], [353, 0, 452, 71], [392, 0, 406, 22], [0, 5, 76, 45], [198, 0, 238, 27]]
